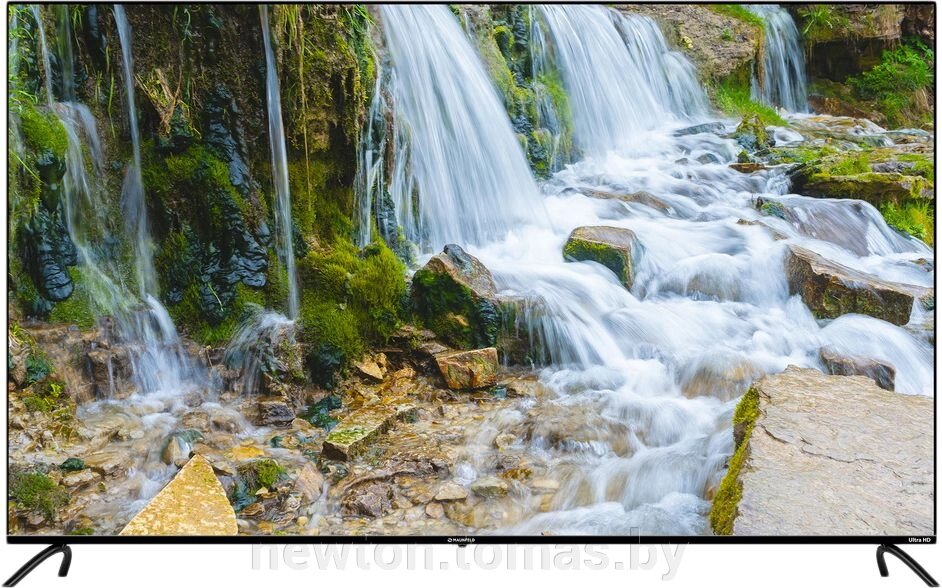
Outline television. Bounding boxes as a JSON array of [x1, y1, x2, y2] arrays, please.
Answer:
[[4, 2, 937, 585]]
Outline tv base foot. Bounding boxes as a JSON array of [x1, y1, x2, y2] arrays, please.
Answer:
[[3, 544, 72, 587], [877, 544, 937, 586]]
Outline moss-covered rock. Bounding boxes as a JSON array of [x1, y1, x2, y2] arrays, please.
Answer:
[[563, 226, 640, 289], [709, 385, 758, 535], [411, 244, 501, 349], [785, 245, 931, 325]]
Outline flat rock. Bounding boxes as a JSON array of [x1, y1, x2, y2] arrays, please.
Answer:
[[120, 455, 237, 535], [785, 245, 931, 325], [434, 483, 469, 502], [563, 226, 639, 289], [434, 348, 499, 390], [322, 402, 415, 461], [723, 367, 932, 536], [293, 462, 326, 502]]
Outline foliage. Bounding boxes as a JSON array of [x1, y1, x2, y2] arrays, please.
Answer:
[[9, 471, 69, 520], [796, 5, 850, 42], [881, 201, 934, 246], [708, 5, 765, 29], [301, 395, 342, 430], [849, 40, 934, 128]]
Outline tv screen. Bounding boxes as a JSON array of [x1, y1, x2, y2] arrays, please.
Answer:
[[5, 2, 935, 546]]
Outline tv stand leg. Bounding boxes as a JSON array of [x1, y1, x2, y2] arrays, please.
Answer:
[[876, 544, 938, 587], [3, 544, 72, 586]]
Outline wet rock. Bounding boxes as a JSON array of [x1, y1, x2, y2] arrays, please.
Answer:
[[792, 170, 932, 208], [59, 458, 85, 472], [161, 430, 203, 467], [425, 502, 445, 519], [785, 245, 931, 325], [342, 482, 393, 518], [563, 225, 640, 288], [61, 469, 100, 488], [294, 463, 326, 502], [674, 122, 725, 136], [696, 153, 721, 165], [434, 483, 469, 502], [121, 455, 237, 535], [819, 347, 896, 391], [251, 396, 295, 428], [733, 114, 771, 151], [354, 353, 387, 382], [322, 403, 415, 461], [730, 162, 767, 174], [712, 367, 932, 536], [411, 244, 501, 349], [86, 347, 135, 399], [434, 348, 499, 390], [576, 188, 671, 213], [470, 476, 509, 498]]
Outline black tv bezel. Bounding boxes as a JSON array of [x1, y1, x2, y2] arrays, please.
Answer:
[[5, 0, 938, 547]]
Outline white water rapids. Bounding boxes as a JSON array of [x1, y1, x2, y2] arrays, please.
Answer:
[[376, 4, 934, 535]]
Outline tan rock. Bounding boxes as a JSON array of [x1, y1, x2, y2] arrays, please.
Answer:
[[120, 455, 237, 535], [434, 483, 469, 502], [715, 367, 933, 536], [294, 463, 326, 502], [434, 348, 499, 390]]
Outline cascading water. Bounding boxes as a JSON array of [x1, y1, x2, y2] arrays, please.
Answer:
[[373, 4, 546, 251], [748, 5, 809, 113], [366, 3, 934, 535], [30, 5, 54, 106], [260, 5, 300, 320], [114, 5, 158, 300], [535, 5, 708, 154]]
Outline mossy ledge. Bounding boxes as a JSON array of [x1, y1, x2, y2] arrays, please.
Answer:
[[710, 384, 760, 536]]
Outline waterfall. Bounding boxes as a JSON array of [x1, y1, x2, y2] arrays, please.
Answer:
[[748, 5, 809, 113], [55, 4, 76, 101], [535, 5, 707, 154], [375, 4, 545, 251], [260, 6, 300, 320], [114, 5, 158, 299], [30, 5, 54, 105]]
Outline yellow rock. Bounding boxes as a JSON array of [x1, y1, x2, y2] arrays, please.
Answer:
[[120, 455, 237, 536], [228, 445, 265, 461]]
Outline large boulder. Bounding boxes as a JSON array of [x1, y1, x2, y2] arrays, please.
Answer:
[[411, 244, 501, 349], [711, 367, 933, 536], [785, 245, 931, 325], [563, 226, 640, 289], [434, 347, 499, 390], [120, 455, 237, 535]]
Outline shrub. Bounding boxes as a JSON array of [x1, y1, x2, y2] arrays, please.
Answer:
[[9, 471, 69, 520]]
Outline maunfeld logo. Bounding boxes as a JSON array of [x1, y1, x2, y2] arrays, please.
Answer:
[[448, 537, 476, 544]]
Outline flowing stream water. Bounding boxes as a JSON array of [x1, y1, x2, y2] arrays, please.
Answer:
[[374, 4, 934, 535], [748, 4, 809, 113]]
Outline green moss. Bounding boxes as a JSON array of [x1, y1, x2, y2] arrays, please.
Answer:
[[239, 458, 286, 492], [168, 282, 264, 346], [795, 5, 851, 43], [411, 266, 499, 350], [710, 385, 760, 535], [325, 426, 369, 446], [59, 458, 86, 472], [712, 77, 787, 128], [18, 105, 68, 160], [296, 239, 406, 385], [9, 471, 69, 520], [563, 238, 632, 286], [49, 268, 96, 328], [897, 153, 935, 183], [826, 152, 870, 176]]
